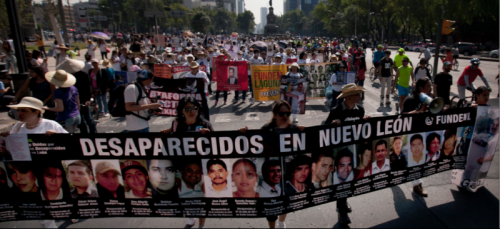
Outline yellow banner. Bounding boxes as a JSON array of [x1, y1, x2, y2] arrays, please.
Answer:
[[251, 65, 287, 101]]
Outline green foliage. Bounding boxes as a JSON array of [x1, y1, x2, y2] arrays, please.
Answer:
[[236, 11, 256, 34], [191, 12, 211, 33]]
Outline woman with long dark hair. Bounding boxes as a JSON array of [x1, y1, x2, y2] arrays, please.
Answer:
[[13, 67, 56, 120], [38, 161, 71, 201], [238, 100, 305, 228], [160, 96, 211, 228]]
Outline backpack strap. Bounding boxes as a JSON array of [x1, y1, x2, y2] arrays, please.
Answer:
[[126, 82, 150, 121]]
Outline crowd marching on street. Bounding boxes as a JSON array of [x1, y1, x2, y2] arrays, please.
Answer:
[[0, 31, 498, 229]]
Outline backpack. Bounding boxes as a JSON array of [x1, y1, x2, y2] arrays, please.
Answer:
[[108, 81, 150, 120]]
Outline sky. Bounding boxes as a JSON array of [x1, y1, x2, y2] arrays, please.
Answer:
[[34, 0, 283, 25]]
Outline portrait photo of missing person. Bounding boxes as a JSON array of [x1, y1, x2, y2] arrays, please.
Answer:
[[38, 161, 71, 201], [63, 160, 99, 199], [120, 160, 152, 199], [202, 159, 233, 198], [455, 126, 473, 156], [440, 128, 458, 160], [0, 138, 12, 161], [371, 139, 391, 175], [147, 159, 179, 198], [354, 143, 372, 180], [284, 154, 311, 195], [311, 153, 333, 189], [389, 136, 408, 171], [286, 83, 306, 115], [258, 159, 282, 198], [333, 147, 354, 185], [6, 162, 41, 202], [227, 67, 238, 85], [178, 159, 204, 198], [231, 158, 261, 198], [405, 134, 426, 167], [91, 160, 125, 199], [425, 131, 444, 163]]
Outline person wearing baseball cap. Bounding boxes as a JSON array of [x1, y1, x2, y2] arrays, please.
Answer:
[[95, 161, 125, 199], [324, 83, 370, 225], [121, 160, 152, 199], [433, 61, 453, 107], [393, 48, 412, 70]]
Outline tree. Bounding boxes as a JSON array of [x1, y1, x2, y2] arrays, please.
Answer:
[[236, 11, 256, 34], [191, 12, 211, 33]]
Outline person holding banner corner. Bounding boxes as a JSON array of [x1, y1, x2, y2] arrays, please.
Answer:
[[323, 83, 370, 225], [401, 77, 433, 197]]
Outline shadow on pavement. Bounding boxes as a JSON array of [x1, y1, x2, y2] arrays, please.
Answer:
[[371, 185, 499, 228]]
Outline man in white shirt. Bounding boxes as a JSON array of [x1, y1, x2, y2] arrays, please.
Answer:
[[247, 49, 265, 103], [124, 70, 161, 133], [204, 159, 232, 198], [284, 63, 304, 122], [178, 160, 204, 198], [408, 134, 426, 167], [185, 61, 210, 120], [286, 83, 305, 115], [258, 160, 282, 197], [163, 52, 177, 64], [371, 140, 391, 174], [182, 54, 195, 66], [136, 51, 148, 66], [333, 148, 354, 185]]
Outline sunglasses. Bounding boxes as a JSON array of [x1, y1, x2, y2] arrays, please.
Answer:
[[278, 112, 291, 117], [184, 107, 199, 112]]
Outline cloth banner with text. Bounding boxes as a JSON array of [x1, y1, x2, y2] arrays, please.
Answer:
[[0, 108, 490, 222], [216, 61, 248, 91], [148, 78, 205, 116], [251, 65, 287, 101]]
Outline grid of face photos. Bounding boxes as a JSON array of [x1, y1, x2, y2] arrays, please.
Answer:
[[0, 125, 480, 201], [300, 64, 335, 98]]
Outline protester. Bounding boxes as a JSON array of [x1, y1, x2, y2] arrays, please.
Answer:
[[392, 57, 415, 112], [414, 58, 432, 81], [30, 50, 48, 73], [98, 39, 108, 60], [379, 50, 394, 105], [1, 41, 17, 74], [34, 34, 47, 58], [124, 69, 161, 133], [433, 61, 453, 108], [356, 57, 367, 100], [324, 83, 370, 225], [86, 39, 97, 59], [102, 59, 116, 92], [328, 62, 346, 109], [110, 50, 121, 71], [89, 59, 111, 117], [1, 97, 67, 228], [372, 45, 385, 79], [185, 61, 210, 120], [401, 77, 433, 197]]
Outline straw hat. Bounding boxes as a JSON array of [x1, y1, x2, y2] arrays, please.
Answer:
[[185, 54, 195, 59], [337, 83, 365, 99], [7, 97, 44, 112], [274, 54, 282, 59], [56, 59, 85, 73], [100, 59, 111, 67], [55, 44, 70, 50], [45, 70, 76, 88], [139, 51, 146, 55], [286, 49, 293, 54], [290, 62, 300, 69], [207, 47, 214, 52], [190, 61, 199, 69]]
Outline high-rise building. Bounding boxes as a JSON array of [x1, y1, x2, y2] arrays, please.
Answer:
[[301, 0, 318, 16], [284, 0, 301, 14], [73, 0, 100, 32], [260, 7, 268, 26], [237, 0, 245, 14]]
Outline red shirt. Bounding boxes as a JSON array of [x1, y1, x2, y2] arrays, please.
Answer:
[[355, 50, 364, 66], [457, 65, 484, 86], [357, 68, 366, 80]]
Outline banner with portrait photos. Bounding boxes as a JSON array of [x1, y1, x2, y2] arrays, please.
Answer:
[[216, 61, 248, 91], [148, 78, 206, 116], [0, 108, 491, 222]]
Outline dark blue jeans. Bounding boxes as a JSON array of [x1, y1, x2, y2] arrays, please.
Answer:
[[78, 106, 97, 134]]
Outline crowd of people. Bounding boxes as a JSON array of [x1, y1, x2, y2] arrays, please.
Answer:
[[0, 32, 496, 229]]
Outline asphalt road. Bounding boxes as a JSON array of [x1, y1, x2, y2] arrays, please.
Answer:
[[0, 48, 498, 228]]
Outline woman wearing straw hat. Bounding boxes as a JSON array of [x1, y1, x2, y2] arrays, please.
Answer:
[[44, 70, 81, 133], [324, 83, 370, 226], [101, 59, 116, 93], [1, 97, 67, 228], [55, 44, 71, 66]]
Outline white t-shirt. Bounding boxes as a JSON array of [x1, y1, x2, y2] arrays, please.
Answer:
[[99, 43, 107, 52], [297, 59, 311, 64], [82, 62, 93, 75], [248, 57, 264, 75], [111, 56, 121, 71], [125, 189, 152, 199], [87, 44, 96, 57], [163, 60, 176, 65], [414, 67, 428, 81], [186, 71, 210, 93], [10, 119, 68, 134], [124, 84, 150, 131], [289, 90, 304, 113], [329, 73, 344, 92]]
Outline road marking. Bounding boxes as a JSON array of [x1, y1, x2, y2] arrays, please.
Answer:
[[152, 117, 174, 125], [245, 112, 259, 121], [214, 114, 231, 123]]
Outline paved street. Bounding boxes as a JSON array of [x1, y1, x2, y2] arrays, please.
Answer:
[[0, 47, 498, 228]]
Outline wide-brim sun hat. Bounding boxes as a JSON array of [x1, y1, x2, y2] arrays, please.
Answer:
[[56, 59, 85, 73], [190, 61, 199, 69], [45, 70, 76, 88], [55, 44, 70, 50], [7, 97, 45, 113], [100, 59, 111, 67], [337, 83, 366, 99], [290, 62, 300, 69]]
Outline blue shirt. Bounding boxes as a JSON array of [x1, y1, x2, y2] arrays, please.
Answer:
[[0, 81, 5, 97], [373, 50, 385, 64], [105, 68, 115, 81]]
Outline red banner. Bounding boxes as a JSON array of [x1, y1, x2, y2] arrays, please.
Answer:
[[216, 61, 248, 91], [286, 58, 298, 64], [153, 64, 171, 79]]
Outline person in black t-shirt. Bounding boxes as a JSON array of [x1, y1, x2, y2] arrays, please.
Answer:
[[433, 61, 453, 108], [379, 50, 394, 105], [161, 96, 211, 228], [401, 77, 433, 198], [239, 100, 305, 228], [324, 83, 370, 225]]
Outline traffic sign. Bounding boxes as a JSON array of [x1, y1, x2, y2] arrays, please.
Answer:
[[144, 11, 166, 18]]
